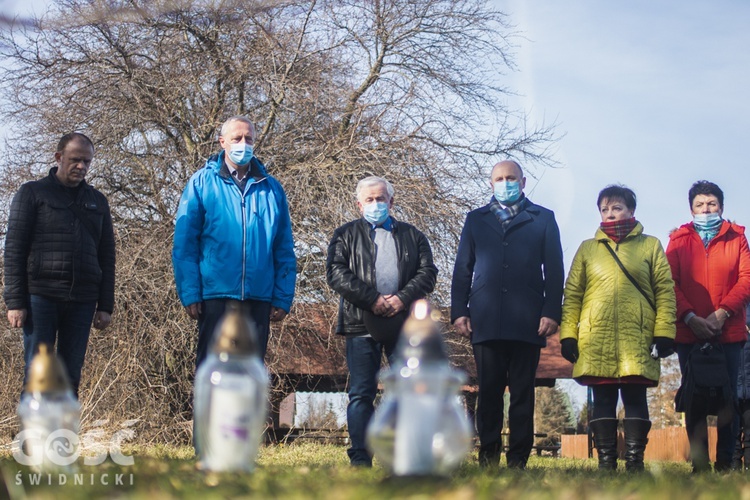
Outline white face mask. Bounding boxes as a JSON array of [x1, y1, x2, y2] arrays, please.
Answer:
[[363, 201, 389, 225]]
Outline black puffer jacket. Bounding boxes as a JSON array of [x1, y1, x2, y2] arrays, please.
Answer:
[[326, 217, 438, 335], [3, 168, 115, 312]]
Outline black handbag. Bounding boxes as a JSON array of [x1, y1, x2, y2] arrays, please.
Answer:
[[674, 342, 732, 415]]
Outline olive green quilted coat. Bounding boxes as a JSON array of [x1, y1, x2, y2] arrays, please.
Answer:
[[560, 223, 676, 382]]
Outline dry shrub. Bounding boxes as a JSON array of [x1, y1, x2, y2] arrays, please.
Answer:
[[0, 222, 195, 446]]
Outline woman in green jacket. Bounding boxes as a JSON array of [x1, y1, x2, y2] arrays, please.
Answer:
[[560, 185, 676, 471]]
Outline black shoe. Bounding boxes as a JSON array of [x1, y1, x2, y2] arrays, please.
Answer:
[[350, 461, 372, 468], [714, 461, 733, 473], [479, 443, 502, 468], [506, 459, 526, 470]]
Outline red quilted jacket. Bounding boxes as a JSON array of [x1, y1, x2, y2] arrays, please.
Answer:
[[666, 220, 750, 344]]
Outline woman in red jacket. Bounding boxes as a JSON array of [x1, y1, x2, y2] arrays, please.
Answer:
[[666, 180, 750, 472]]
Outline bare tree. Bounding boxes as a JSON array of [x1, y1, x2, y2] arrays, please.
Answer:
[[0, 0, 558, 443], [648, 356, 683, 429]]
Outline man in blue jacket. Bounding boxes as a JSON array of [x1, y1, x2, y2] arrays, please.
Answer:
[[173, 116, 296, 367], [451, 160, 564, 469]]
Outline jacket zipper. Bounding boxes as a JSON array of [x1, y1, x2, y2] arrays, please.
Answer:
[[241, 194, 247, 300], [393, 225, 403, 290], [237, 175, 265, 301]]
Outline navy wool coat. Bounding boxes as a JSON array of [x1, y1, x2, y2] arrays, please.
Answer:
[[451, 200, 565, 347]]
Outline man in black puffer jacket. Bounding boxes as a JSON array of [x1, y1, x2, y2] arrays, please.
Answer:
[[4, 132, 115, 396], [326, 176, 437, 467]]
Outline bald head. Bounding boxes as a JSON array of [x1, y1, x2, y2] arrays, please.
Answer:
[[490, 160, 523, 180], [490, 160, 526, 191]]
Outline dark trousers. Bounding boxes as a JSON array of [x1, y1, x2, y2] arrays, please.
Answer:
[[196, 299, 271, 369], [734, 398, 750, 469], [345, 335, 396, 465], [591, 384, 649, 420], [23, 294, 97, 397], [473, 340, 540, 465], [676, 342, 742, 467]]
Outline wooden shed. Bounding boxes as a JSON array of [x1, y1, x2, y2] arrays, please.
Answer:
[[265, 303, 573, 428]]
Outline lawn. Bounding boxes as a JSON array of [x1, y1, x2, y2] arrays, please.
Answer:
[[2, 442, 750, 499]]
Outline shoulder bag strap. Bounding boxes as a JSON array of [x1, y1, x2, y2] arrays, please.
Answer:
[[601, 241, 656, 311]]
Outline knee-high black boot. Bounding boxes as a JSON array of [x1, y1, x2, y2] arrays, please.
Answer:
[[623, 418, 651, 472], [589, 418, 619, 470]]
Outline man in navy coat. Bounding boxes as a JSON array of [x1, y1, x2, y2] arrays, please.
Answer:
[[451, 160, 564, 469]]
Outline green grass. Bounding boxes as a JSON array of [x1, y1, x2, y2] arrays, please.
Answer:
[[2, 443, 750, 499]]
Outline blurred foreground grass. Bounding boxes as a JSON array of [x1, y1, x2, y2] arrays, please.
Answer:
[[2, 442, 750, 499]]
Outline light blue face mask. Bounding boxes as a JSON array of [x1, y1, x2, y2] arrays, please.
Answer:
[[693, 212, 722, 247], [228, 143, 254, 166], [363, 201, 389, 226], [693, 212, 722, 229], [493, 180, 522, 205]]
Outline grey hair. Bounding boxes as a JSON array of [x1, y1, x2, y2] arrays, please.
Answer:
[[356, 176, 394, 200], [220, 116, 255, 137]]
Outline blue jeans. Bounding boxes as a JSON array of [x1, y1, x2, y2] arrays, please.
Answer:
[[196, 299, 271, 369], [345, 335, 395, 465], [676, 342, 742, 468], [23, 295, 97, 397]]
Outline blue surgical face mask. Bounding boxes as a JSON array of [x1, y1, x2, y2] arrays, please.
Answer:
[[493, 180, 522, 205], [363, 201, 389, 226], [228, 143, 254, 166], [693, 212, 722, 229]]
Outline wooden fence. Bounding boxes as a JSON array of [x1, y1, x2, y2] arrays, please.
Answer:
[[561, 426, 718, 462]]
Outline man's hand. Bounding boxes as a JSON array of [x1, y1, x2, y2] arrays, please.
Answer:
[[7, 309, 27, 328], [705, 309, 729, 334], [270, 307, 288, 322], [383, 295, 405, 317], [93, 311, 112, 330], [185, 302, 202, 320], [538, 317, 559, 337], [371, 295, 394, 316], [454, 316, 472, 339], [687, 315, 718, 340]]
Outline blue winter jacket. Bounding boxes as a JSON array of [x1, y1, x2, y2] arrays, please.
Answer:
[[172, 152, 296, 311]]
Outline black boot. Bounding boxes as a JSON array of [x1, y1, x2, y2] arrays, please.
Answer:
[[479, 442, 502, 468], [589, 418, 619, 471], [623, 418, 651, 472]]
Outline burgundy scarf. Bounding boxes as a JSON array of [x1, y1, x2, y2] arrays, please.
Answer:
[[600, 217, 637, 243]]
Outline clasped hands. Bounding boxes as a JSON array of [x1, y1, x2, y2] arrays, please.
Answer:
[[687, 309, 729, 341], [371, 294, 405, 317]]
